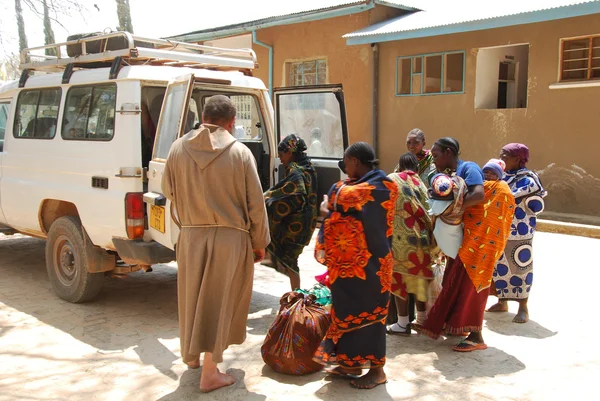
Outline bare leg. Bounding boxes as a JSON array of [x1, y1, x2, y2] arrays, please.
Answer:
[[465, 331, 484, 344], [513, 298, 529, 323], [350, 367, 387, 389], [288, 269, 301, 291], [199, 352, 235, 393], [395, 295, 408, 317], [487, 299, 509, 312]]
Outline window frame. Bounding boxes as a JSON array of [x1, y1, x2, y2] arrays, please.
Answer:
[[61, 83, 118, 142], [13, 87, 62, 140], [0, 100, 11, 152], [395, 51, 466, 97], [287, 59, 328, 87], [559, 34, 600, 82], [199, 92, 265, 142]]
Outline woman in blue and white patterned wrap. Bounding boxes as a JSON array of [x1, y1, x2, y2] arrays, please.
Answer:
[[488, 143, 547, 323]]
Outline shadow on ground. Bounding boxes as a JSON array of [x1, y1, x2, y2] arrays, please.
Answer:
[[156, 369, 267, 401], [0, 235, 281, 382], [484, 312, 558, 339]]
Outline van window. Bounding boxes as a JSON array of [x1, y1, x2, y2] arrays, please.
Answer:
[[13, 88, 61, 139], [62, 84, 117, 141], [0, 101, 10, 151], [201, 93, 263, 140], [154, 81, 191, 160]]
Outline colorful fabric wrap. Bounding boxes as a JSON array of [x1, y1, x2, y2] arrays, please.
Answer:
[[264, 157, 318, 274], [458, 180, 515, 292]]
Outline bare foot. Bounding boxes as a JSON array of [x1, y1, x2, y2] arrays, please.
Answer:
[[513, 309, 529, 323], [487, 302, 509, 313], [326, 366, 362, 378], [350, 368, 387, 390], [200, 369, 235, 393]]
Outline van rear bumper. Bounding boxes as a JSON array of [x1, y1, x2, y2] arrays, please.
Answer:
[[112, 238, 175, 266]]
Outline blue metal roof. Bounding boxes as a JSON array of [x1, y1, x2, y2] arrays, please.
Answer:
[[169, 0, 419, 42], [344, 0, 600, 45]]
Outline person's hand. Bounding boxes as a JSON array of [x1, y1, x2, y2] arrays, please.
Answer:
[[253, 249, 265, 263], [320, 195, 329, 216]]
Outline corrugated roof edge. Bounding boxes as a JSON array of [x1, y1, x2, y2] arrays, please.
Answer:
[[167, 0, 420, 42], [344, 0, 600, 44]]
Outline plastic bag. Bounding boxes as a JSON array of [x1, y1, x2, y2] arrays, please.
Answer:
[[261, 291, 331, 375], [427, 256, 446, 313], [296, 283, 332, 306]]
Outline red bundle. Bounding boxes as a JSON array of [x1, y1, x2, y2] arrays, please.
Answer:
[[261, 292, 331, 375]]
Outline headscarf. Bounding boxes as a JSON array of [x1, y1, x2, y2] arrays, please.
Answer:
[[483, 158, 505, 179], [502, 143, 529, 168], [278, 134, 307, 154]]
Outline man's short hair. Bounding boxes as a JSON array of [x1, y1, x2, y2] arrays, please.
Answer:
[[202, 95, 236, 124]]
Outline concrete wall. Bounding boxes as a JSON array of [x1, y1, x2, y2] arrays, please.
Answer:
[[377, 13, 600, 221]]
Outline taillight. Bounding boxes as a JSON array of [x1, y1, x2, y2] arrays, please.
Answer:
[[125, 193, 145, 239]]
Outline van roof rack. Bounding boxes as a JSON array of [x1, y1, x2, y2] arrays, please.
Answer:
[[20, 31, 258, 74]]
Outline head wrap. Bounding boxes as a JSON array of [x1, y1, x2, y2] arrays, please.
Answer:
[[278, 134, 307, 154], [502, 143, 530, 168], [483, 158, 505, 179]]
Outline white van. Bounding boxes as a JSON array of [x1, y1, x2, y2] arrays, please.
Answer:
[[0, 32, 349, 302]]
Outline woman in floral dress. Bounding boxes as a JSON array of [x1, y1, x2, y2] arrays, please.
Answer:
[[313, 142, 397, 390]]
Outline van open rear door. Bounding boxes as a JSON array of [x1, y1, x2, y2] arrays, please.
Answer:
[[273, 84, 349, 207], [144, 74, 194, 250]]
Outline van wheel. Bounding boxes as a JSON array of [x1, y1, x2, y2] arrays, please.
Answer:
[[45, 216, 104, 303]]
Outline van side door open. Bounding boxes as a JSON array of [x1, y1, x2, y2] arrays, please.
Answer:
[[144, 74, 195, 250], [273, 84, 349, 207]]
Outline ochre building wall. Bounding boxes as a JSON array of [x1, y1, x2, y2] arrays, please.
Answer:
[[377, 14, 600, 221]]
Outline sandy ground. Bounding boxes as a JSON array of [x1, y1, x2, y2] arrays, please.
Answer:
[[0, 231, 599, 401]]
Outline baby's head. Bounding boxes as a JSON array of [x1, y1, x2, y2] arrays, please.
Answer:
[[483, 158, 506, 181]]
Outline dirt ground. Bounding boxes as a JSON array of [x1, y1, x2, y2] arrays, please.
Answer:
[[0, 231, 598, 401]]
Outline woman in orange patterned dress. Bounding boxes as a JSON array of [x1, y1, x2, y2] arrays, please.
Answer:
[[313, 142, 397, 390]]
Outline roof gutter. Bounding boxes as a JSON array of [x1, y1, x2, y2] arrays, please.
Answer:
[[345, 1, 600, 45], [252, 31, 273, 100], [170, 2, 377, 42]]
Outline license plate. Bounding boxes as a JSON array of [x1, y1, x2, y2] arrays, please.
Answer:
[[150, 205, 165, 233]]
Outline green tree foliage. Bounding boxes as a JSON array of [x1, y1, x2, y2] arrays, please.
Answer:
[[115, 0, 134, 34]]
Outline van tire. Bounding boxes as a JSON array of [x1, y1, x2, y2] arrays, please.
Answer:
[[45, 216, 104, 303]]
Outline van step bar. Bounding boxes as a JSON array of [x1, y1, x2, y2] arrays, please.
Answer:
[[20, 31, 257, 74]]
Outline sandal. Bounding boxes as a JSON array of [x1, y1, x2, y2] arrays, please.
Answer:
[[350, 378, 388, 390], [386, 323, 411, 336], [452, 340, 488, 352]]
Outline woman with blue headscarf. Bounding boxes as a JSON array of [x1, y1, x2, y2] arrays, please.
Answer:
[[488, 143, 547, 323]]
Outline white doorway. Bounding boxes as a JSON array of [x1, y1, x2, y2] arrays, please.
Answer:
[[475, 44, 529, 109]]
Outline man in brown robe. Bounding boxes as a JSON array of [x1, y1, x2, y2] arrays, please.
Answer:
[[162, 95, 270, 392]]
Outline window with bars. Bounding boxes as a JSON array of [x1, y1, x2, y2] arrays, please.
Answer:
[[560, 35, 600, 81], [287, 59, 327, 86], [396, 51, 465, 96]]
